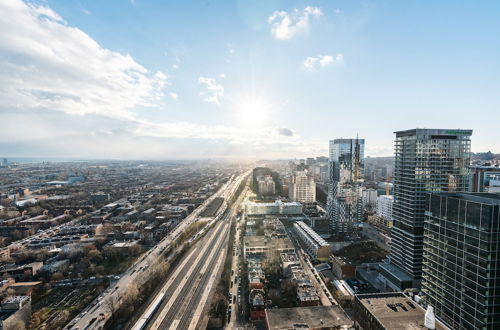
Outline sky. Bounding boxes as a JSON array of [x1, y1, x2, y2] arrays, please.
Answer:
[[0, 0, 499, 160]]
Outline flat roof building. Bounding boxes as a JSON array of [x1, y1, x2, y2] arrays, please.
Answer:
[[293, 221, 330, 260], [265, 305, 353, 329], [245, 200, 302, 216], [353, 292, 449, 330]]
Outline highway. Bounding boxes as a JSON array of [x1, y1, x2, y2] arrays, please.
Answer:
[[65, 171, 249, 330]]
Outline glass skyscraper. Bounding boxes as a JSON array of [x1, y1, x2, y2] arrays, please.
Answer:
[[381, 129, 472, 288], [327, 138, 365, 234], [422, 192, 500, 330]]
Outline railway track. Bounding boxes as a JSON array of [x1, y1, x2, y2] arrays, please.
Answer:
[[151, 221, 228, 329]]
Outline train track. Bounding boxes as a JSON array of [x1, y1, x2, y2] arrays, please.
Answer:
[[150, 221, 229, 329], [140, 218, 228, 329]]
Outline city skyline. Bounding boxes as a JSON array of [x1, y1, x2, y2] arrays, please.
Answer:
[[1, 0, 500, 159]]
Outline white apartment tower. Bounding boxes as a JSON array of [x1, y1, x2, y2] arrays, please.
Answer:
[[289, 171, 316, 203]]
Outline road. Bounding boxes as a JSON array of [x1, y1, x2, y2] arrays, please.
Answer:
[[226, 189, 252, 329], [288, 230, 337, 306], [65, 171, 249, 330]]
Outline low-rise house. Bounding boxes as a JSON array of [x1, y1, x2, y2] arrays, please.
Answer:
[[0, 296, 31, 329], [41, 259, 70, 273]]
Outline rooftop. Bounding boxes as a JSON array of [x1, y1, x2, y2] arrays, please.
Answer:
[[265, 306, 353, 329], [244, 236, 267, 247], [380, 263, 413, 282], [356, 292, 449, 330], [295, 221, 329, 247], [394, 128, 472, 137]]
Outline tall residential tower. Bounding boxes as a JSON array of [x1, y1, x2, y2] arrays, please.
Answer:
[[380, 129, 472, 289], [327, 138, 365, 234]]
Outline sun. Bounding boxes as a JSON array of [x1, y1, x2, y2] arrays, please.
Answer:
[[234, 97, 270, 126]]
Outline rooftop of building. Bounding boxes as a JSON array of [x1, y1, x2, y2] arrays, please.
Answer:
[[244, 236, 267, 247], [247, 200, 302, 206], [265, 306, 353, 329], [331, 255, 353, 266], [355, 292, 449, 330], [109, 241, 137, 248], [269, 237, 294, 249], [280, 252, 299, 263], [2, 295, 30, 304], [379, 263, 413, 282], [394, 128, 472, 137], [294, 221, 329, 247], [8, 281, 42, 287], [331, 138, 366, 144], [430, 192, 500, 205]]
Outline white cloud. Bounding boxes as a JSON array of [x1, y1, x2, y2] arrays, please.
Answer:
[[198, 77, 224, 106], [303, 54, 344, 70], [335, 8, 341, 14], [268, 6, 322, 40], [0, 109, 326, 159], [0, 1, 330, 160], [0, 0, 167, 120], [83, 9, 91, 15], [219, 73, 226, 79]]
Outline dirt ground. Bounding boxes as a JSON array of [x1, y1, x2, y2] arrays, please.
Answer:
[[335, 241, 388, 265]]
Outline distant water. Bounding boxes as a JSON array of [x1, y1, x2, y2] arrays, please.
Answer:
[[1, 157, 214, 164]]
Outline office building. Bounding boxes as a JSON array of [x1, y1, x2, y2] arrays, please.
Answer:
[[289, 171, 316, 203], [381, 129, 472, 288], [421, 192, 500, 330], [327, 138, 365, 234]]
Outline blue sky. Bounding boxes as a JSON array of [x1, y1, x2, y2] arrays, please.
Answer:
[[0, 0, 499, 159]]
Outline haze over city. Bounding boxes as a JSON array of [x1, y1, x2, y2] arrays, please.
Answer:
[[1, 0, 499, 159]]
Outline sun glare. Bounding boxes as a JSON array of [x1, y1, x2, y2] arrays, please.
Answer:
[[234, 97, 270, 126]]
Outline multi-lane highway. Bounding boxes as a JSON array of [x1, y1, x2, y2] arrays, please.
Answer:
[[65, 171, 249, 330]]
